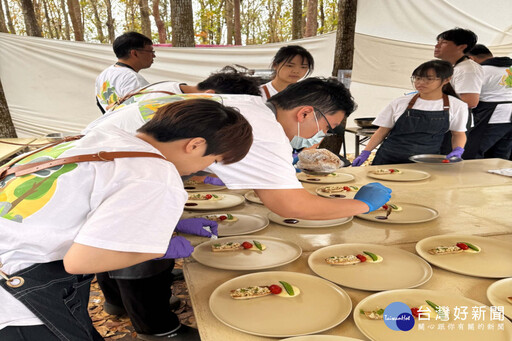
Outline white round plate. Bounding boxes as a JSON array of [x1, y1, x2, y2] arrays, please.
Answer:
[[315, 184, 361, 199], [184, 192, 245, 210], [209, 271, 352, 337], [190, 212, 268, 236], [367, 169, 430, 182], [486, 278, 512, 320], [244, 190, 263, 204], [356, 203, 439, 224], [192, 236, 302, 270], [268, 212, 353, 228], [297, 172, 355, 184], [308, 243, 432, 291]]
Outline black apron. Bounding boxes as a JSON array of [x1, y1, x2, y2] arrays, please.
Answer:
[[462, 100, 512, 159], [0, 261, 103, 341], [372, 94, 450, 165]]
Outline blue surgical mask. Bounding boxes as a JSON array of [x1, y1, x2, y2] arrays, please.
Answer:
[[290, 114, 326, 149]]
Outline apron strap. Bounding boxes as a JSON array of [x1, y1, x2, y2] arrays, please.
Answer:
[[262, 85, 271, 99], [406, 93, 450, 111]]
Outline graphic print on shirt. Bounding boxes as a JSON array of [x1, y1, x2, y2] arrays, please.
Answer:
[[0, 142, 78, 223], [132, 94, 223, 122], [500, 67, 512, 87], [98, 80, 118, 107]]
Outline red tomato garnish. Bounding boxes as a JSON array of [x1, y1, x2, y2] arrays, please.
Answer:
[[205, 194, 213, 199], [218, 215, 227, 221], [241, 241, 253, 249], [382, 204, 389, 210], [389, 169, 395, 173], [356, 254, 367, 262], [442, 159, 450, 163], [268, 284, 282, 295], [343, 186, 350, 191], [456, 242, 469, 250], [411, 307, 419, 318]]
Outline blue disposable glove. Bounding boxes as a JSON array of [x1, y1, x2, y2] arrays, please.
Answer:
[[156, 236, 194, 259], [175, 218, 218, 237], [204, 176, 225, 186], [352, 150, 371, 167], [354, 182, 392, 213], [446, 147, 464, 159], [292, 155, 302, 173]]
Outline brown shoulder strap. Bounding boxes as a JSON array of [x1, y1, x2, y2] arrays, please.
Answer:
[[0, 150, 166, 181], [406, 93, 420, 110], [442, 93, 450, 110], [262, 85, 271, 100]]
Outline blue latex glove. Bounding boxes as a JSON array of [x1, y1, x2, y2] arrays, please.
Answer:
[[156, 236, 194, 259], [354, 182, 392, 213], [175, 218, 218, 237], [446, 147, 464, 159], [352, 150, 371, 167], [204, 176, 225, 186], [292, 155, 302, 173]]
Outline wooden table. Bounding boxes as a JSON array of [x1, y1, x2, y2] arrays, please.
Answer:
[[182, 159, 512, 340]]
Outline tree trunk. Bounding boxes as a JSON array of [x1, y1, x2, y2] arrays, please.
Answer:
[[47, 1, 61, 39], [42, 0, 54, 38], [139, 0, 151, 38], [152, 0, 167, 43], [0, 79, 17, 138], [332, 0, 357, 75], [89, 0, 105, 42], [225, 0, 233, 45], [233, 0, 241, 45], [305, 0, 318, 37], [19, 0, 43, 37], [60, 0, 70, 40], [67, 0, 83, 41], [104, 0, 115, 43], [319, 0, 325, 33], [292, 0, 302, 40], [0, 1, 8, 33], [3, 0, 15, 34], [170, 0, 195, 47]]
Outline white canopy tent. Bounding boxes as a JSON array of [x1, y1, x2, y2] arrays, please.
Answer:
[[1, 0, 511, 153]]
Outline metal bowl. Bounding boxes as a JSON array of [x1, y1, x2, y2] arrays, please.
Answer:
[[354, 117, 377, 129], [44, 132, 78, 142]]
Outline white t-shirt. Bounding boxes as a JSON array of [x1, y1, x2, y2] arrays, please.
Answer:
[[479, 64, 512, 124], [95, 65, 150, 111], [0, 128, 187, 329], [373, 93, 469, 132], [84, 93, 302, 190], [260, 81, 278, 101], [451, 59, 484, 95]]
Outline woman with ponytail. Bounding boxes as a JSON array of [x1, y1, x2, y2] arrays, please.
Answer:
[[352, 60, 468, 165]]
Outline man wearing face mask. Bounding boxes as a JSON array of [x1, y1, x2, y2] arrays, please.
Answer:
[[86, 77, 392, 220]]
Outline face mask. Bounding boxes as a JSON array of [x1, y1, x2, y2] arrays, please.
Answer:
[[290, 113, 327, 149]]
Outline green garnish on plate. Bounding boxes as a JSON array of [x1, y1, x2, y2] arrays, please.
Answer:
[[363, 251, 378, 261], [253, 240, 263, 251], [279, 280, 294, 296], [461, 241, 479, 251]]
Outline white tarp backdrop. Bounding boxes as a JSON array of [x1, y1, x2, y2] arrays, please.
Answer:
[[1, 0, 511, 153]]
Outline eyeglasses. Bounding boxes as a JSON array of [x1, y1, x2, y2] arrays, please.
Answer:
[[136, 49, 155, 55], [410, 76, 440, 84], [313, 107, 335, 133]]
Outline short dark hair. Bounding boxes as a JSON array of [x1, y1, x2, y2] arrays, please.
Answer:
[[468, 44, 493, 57], [271, 45, 315, 78], [436, 28, 478, 53], [269, 77, 357, 118], [412, 60, 459, 98], [197, 66, 262, 96], [113, 32, 153, 59], [137, 99, 253, 164]]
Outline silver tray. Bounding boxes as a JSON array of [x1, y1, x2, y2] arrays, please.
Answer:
[[409, 154, 462, 164]]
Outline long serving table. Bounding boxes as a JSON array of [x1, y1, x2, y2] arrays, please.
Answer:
[[182, 158, 512, 340]]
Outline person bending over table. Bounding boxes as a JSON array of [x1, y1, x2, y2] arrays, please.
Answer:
[[0, 99, 253, 341], [352, 60, 468, 166]]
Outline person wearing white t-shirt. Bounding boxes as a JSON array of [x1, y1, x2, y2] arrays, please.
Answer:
[[0, 100, 253, 341], [95, 32, 155, 114], [260, 45, 314, 100], [465, 44, 512, 159], [352, 60, 468, 166]]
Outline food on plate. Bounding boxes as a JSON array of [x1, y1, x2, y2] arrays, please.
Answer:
[[359, 308, 384, 320], [442, 159, 450, 163], [296, 148, 342, 173], [184, 179, 201, 185], [200, 213, 238, 223], [361, 300, 446, 320], [319, 185, 359, 193], [230, 280, 300, 299], [377, 203, 403, 212], [325, 251, 383, 265], [428, 242, 481, 255], [211, 240, 266, 252], [507, 297, 512, 304], [372, 168, 402, 175], [187, 193, 223, 201]]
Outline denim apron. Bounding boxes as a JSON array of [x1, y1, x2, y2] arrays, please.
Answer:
[[0, 261, 104, 341], [372, 94, 450, 165]]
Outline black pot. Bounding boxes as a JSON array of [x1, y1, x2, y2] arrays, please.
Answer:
[[354, 117, 377, 129]]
